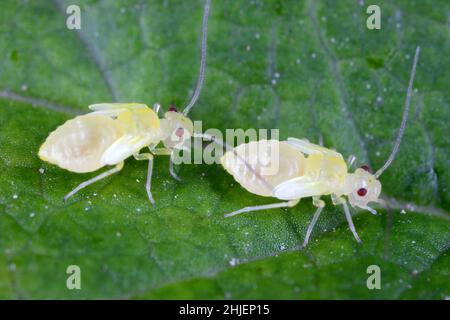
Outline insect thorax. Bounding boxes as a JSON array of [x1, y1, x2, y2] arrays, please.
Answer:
[[303, 152, 348, 195], [116, 108, 160, 138]]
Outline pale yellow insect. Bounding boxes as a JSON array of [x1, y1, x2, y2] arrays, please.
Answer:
[[38, 0, 211, 203], [218, 47, 420, 246]]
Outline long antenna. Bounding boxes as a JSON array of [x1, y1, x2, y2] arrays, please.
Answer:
[[182, 0, 211, 116], [374, 46, 420, 178]]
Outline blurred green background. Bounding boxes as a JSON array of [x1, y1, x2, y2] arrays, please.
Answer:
[[0, 0, 449, 299]]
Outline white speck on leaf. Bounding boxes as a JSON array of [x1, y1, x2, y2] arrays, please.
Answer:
[[229, 258, 239, 266], [12, 194, 18, 200]]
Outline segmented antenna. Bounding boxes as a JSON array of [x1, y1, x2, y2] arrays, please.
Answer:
[[182, 0, 211, 116], [374, 46, 420, 178]]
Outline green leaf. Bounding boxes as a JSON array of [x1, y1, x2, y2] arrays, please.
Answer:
[[0, 0, 449, 299]]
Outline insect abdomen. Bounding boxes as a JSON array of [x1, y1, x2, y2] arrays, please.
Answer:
[[38, 115, 124, 173], [221, 140, 306, 197]]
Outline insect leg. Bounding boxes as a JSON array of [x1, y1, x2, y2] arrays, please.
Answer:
[[152, 102, 162, 115], [169, 152, 182, 182], [133, 152, 156, 205], [148, 147, 181, 182], [302, 197, 325, 248], [224, 199, 299, 218], [342, 200, 362, 244], [63, 162, 124, 202], [346, 154, 356, 169], [365, 206, 378, 215], [145, 158, 156, 205]]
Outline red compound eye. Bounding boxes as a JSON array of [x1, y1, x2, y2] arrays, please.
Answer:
[[357, 188, 368, 197], [360, 165, 371, 172], [168, 105, 178, 112], [175, 127, 184, 138]]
